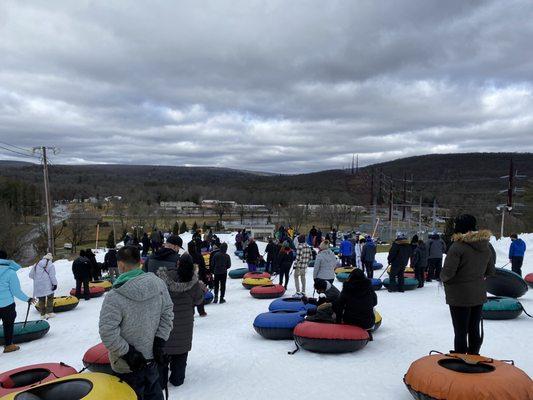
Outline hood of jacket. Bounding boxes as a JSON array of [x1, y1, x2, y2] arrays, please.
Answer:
[[152, 247, 178, 261], [452, 230, 492, 251], [0, 259, 21, 272], [342, 278, 373, 297], [113, 272, 163, 302], [395, 239, 411, 246], [157, 268, 199, 293]]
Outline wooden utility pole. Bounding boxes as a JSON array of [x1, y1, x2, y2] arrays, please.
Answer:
[[41, 147, 54, 255]]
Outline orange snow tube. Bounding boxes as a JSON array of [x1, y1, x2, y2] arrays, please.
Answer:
[[404, 352, 533, 400]]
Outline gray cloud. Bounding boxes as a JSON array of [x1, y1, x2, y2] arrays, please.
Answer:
[[0, 0, 532, 172]]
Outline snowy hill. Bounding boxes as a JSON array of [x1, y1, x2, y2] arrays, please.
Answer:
[[3, 233, 532, 399]]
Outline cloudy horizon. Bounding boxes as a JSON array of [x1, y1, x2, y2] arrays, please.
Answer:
[[1, 0, 533, 173]]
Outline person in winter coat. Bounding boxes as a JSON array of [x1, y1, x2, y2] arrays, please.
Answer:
[[151, 229, 162, 253], [313, 240, 337, 284], [427, 233, 447, 282], [509, 233, 526, 276], [99, 246, 174, 400], [411, 240, 428, 288], [387, 233, 412, 292], [303, 279, 340, 306], [441, 214, 496, 355], [410, 235, 419, 265], [245, 237, 260, 272], [354, 238, 364, 269], [143, 235, 182, 274], [361, 236, 377, 279], [335, 269, 377, 330], [331, 228, 338, 247], [29, 253, 58, 319], [235, 230, 243, 251], [104, 248, 119, 280], [339, 236, 354, 267], [0, 250, 34, 353], [72, 250, 92, 300], [85, 249, 100, 281], [293, 235, 313, 295], [188, 241, 209, 316], [141, 233, 151, 257], [277, 242, 294, 290], [264, 238, 278, 274], [156, 253, 204, 388], [211, 242, 231, 303]]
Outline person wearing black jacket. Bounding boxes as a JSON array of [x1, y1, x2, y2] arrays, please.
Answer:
[[72, 250, 92, 300], [188, 241, 210, 316], [304, 280, 340, 306], [85, 249, 100, 281], [335, 269, 377, 330], [264, 238, 277, 274], [412, 239, 428, 288], [143, 235, 182, 274], [387, 233, 412, 292], [211, 243, 231, 303], [246, 238, 260, 272], [277, 242, 294, 289], [141, 233, 151, 257], [104, 248, 119, 280]]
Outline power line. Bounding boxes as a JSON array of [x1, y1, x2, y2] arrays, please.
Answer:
[[0, 144, 39, 159], [0, 140, 33, 153]]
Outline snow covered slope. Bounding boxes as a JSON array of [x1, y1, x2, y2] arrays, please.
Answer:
[[3, 233, 532, 400]]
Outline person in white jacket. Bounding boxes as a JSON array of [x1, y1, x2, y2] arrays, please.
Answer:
[[353, 238, 363, 269], [29, 253, 58, 319]]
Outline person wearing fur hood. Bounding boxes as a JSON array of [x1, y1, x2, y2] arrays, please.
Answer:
[[441, 214, 496, 355]]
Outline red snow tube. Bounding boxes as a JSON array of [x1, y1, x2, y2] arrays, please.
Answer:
[[525, 273, 533, 288], [82, 343, 113, 374], [293, 321, 370, 353], [250, 284, 286, 299], [243, 271, 271, 280], [0, 362, 77, 396], [70, 286, 105, 298]]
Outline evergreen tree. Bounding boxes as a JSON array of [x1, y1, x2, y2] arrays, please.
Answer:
[[106, 230, 115, 248], [192, 221, 198, 232], [180, 221, 188, 234], [172, 221, 180, 235], [202, 221, 209, 232]]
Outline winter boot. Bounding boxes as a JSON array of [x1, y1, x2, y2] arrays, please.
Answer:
[[220, 298, 226, 304], [3, 344, 20, 353], [214, 296, 218, 304]]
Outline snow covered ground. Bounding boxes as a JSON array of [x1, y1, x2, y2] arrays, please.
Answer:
[[2, 233, 532, 399]]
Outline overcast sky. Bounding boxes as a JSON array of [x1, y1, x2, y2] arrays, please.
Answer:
[[0, 0, 532, 173]]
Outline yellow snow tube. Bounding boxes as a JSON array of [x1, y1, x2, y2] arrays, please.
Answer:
[[335, 267, 354, 275], [242, 277, 272, 290], [387, 267, 414, 274], [35, 296, 79, 313], [0, 372, 136, 399], [89, 280, 113, 291], [203, 254, 210, 264]]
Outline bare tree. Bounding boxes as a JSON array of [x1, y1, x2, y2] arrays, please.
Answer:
[[0, 205, 24, 259], [214, 202, 231, 226], [283, 205, 309, 231], [66, 212, 92, 253], [33, 219, 65, 256]]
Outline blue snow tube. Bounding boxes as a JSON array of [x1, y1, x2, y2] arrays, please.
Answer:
[[371, 278, 383, 290], [268, 298, 317, 313], [204, 291, 214, 305], [373, 261, 383, 270], [253, 310, 306, 340]]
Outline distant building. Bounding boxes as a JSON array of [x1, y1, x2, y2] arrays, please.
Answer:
[[160, 201, 197, 210], [201, 200, 237, 209]]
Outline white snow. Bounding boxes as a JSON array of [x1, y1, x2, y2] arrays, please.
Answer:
[[3, 233, 532, 399]]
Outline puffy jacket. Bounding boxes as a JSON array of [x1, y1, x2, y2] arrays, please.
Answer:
[[277, 249, 294, 271], [441, 230, 496, 307], [335, 278, 377, 329], [509, 238, 526, 258], [340, 240, 353, 256], [104, 249, 118, 270], [411, 242, 428, 269], [72, 256, 91, 280], [246, 241, 260, 264], [211, 249, 231, 275], [387, 240, 412, 269], [0, 259, 30, 307], [29, 258, 57, 298], [361, 241, 376, 263], [313, 249, 337, 281], [428, 237, 447, 259], [143, 248, 179, 273]]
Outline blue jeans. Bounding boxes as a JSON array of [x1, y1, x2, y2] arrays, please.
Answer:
[[118, 362, 163, 400], [247, 263, 257, 272]]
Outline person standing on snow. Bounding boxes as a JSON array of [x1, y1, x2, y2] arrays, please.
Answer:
[[211, 242, 231, 304], [72, 250, 92, 300], [277, 242, 294, 290], [361, 235, 377, 279], [85, 249, 100, 281], [441, 214, 496, 355], [387, 233, 412, 292], [245, 237, 260, 272], [411, 239, 428, 288], [29, 253, 58, 319], [0, 250, 34, 353], [141, 233, 151, 257], [99, 246, 174, 400], [509, 233, 526, 277], [156, 254, 204, 388], [427, 232, 447, 282], [339, 235, 353, 267], [151, 228, 162, 253], [143, 235, 182, 274], [264, 238, 277, 274], [313, 240, 337, 284], [104, 248, 120, 280], [293, 235, 313, 295]]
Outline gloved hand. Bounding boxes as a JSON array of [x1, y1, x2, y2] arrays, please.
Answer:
[[27, 298, 36, 305], [153, 337, 168, 365], [52, 285, 57, 291], [122, 345, 147, 372]]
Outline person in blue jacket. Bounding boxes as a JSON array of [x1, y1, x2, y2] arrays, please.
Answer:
[[509, 233, 526, 277], [0, 250, 34, 353], [340, 235, 354, 267]]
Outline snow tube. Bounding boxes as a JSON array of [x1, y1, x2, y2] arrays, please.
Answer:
[[331, 246, 340, 255], [0, 363, 77, 397], [486, 268, 528, 298], [69, 286, 105, 298], [372, 310, 382, 332], [404, 352, 533, 400], [373, 261, 383, 270], [335, 267, 354, 275], [228, 268, 248, 279], [243, 271, 271, 280], [89, 280, 112, 291], [525, 273, 533, 288], [250, 284, 285, 299], [0, 372, 137, 400], [269, 298, 317, 313], [0, 321, 50, 346], [383, 277, 419, 291], [234, 250, 244, 258], [294, 321, 370, 353], [336, 272, 350, 283], [387, 266, 415, 275], [482, 297, 523, 320], [242, 277, 272, 290], [371, 278, 383, 291], [35, 296, 79, 313], [253, 310, 306, 340], [82, 343, 112, 375], [204, 291, 214, 305]]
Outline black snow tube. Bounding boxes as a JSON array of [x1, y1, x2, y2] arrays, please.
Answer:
[[486, 268, 528, 298]]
